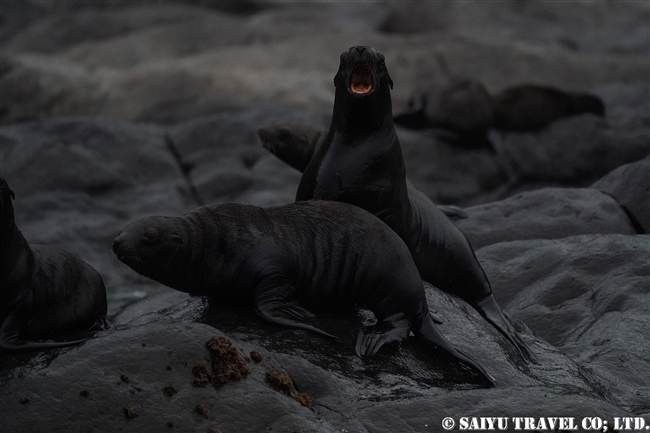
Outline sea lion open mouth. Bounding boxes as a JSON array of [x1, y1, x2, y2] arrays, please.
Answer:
[[350, 62, 373, 94]]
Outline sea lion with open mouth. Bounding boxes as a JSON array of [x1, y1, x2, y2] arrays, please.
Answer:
[[296, 45, 536, 363], [0, 177, 108, 351], [112, 201, 496, 386]]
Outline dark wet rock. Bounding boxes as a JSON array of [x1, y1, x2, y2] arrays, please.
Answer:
[[166, 108, 325, 204], [592, 157, 650, 234], [496, 114, 649, 191], [378, 1, 650, 55], [455, 187, 636, 249], [1, 276, 639, 433], [3, 5, 218, 55], [478, 234, 650, 412]]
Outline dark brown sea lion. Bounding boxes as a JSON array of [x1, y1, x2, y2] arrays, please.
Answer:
[[112, 200, 496, 386], [257, 122, 468, 221], [493, 84, 605, 132], [295, 45, 536, 363], [393, 79, 496, 151], [0, 177, 108, 351]]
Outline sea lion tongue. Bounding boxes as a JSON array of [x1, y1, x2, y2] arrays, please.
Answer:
[[350, 62, 373, 94]]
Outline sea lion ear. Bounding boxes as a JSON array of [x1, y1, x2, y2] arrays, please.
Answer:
[[333, 71, 339, 87], [388, 74, 394, 90]]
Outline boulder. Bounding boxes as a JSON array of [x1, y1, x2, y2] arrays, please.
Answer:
[[478, 234, 650, 411], [455, 187, 636, 249], [592, 157, 650, 234]]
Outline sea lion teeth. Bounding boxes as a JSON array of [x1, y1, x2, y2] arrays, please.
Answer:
[[350, 63, 373, 93]]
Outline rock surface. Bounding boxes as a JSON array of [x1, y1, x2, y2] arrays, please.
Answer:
[[592, 157, 650, 234], [1, 1, 648, 432], [455, 187, 636, 249]]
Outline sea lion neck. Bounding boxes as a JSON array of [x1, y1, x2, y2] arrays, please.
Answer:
[[330, 87, 394, 138]]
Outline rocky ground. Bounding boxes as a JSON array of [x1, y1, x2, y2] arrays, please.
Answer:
[[0, 2, 648, 432]]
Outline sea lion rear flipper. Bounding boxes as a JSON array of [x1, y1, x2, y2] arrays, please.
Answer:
[[437, 205, 468, 220], [355, 313, 410, 357], [473, 294, 538, 364], [0, 314, 89, 351], [415, 314, 496, 387], [253, 283, 338, 339]]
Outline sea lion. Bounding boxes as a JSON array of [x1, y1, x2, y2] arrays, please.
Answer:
[[493, 84, 605, 132], [258, 122, 468, 221], [393, 79, 496, 151], [0, 177, 108, 350], [112, 200, 496, 386], [296, 45, 536, 363]]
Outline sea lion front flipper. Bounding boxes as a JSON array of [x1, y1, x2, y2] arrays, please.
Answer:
[[430, 311, 443, 324], [415, 314, 496, 387], [355, 313, 410, 357], [253, 283, 338, 339], [473, 294, 538, 364]]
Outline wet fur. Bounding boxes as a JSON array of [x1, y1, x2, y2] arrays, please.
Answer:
[[0, 177, 108, 350], [295, 46, 536, 363], [113, 201, 495, 386]]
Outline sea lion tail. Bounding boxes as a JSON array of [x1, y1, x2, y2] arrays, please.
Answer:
[[414, 314, 497, 387]]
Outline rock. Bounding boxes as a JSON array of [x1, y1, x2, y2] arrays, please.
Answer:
[[496, 114, 649, 190], [478, 234, 650, 411], [166, 107, 325, 204], [1, 279, 638, 433], [455, 187, 636, 249], [592, 157, 650, 234]]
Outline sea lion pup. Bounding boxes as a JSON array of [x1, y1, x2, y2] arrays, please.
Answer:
[[493, 84, 605, 132], [296, 46, 536, 363], [112, 201, 496, 386], [393, 79, 496, 151], [0, 177, 108, 351], [257, 122, 468, 221]]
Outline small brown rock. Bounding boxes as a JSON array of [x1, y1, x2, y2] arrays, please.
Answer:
[[195, 404, 210, 419], [265, 370, 314, 410], [123, 406, 138, 420], [250, 351, 264, 363], [163, 384, 178, 397]]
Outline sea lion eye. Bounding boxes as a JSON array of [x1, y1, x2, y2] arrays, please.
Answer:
[[340, 52, 347, 62], [378, 55, 385, 66], [142, 229, 158, 245]]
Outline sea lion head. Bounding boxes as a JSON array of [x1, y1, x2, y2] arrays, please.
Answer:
[[112, 216, 190, 290], [334, 46, 393, 97]]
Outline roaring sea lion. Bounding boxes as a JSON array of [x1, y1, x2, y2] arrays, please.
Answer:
[[295, 45, 536, 363], [112, 201, 496, 386], [258, 122, 468, 220], [493, 84, 605, 132], [0, 177, 108, 351]]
